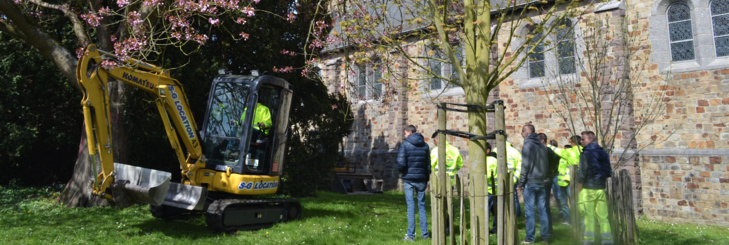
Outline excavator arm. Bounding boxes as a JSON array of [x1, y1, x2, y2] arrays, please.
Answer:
[[77, 44, 205, 207]]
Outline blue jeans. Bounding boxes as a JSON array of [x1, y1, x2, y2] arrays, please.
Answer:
[[523, 183, 551, 242], [488, 196, 498, 230], [404, 181, 429, 239], [552, 177, 570, 222]]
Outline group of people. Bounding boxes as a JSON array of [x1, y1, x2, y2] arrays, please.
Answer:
[[396, 123, 614, 245]]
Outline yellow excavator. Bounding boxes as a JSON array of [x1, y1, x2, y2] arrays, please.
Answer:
[[77, 44, 300, 231]]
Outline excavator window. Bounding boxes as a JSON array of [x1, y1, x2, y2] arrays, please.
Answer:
[[203, 82, 251, 168]]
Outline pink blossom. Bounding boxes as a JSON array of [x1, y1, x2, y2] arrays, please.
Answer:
[[128, 11, 143, 27], [194, 34, 209, 44], [75, 47, 85, 59], [287, 13, 296, 23], [300, 68, 309, 77], [331, 105, 338, 110], [239, 32, 249, 40], [308, 39, 324, 49], [101, 60, 119, 69], [208, 18, 220, 25], [81, 13, 102, 27], [241, 7, 255, 17], [143, 0, 164, 7], [117, 0, 130, 7], [236, 17, 247, 25], [273, 66, 293, 73], [110, 35, 117, 42], [98, 6, 112, 16]]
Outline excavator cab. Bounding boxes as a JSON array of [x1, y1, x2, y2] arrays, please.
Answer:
[[201, 75, 292, 176]]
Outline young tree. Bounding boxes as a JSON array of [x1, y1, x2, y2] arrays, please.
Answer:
[[540, 4, 672, 169], [0, 0, 312, 206], [310, 0, 592, 243]]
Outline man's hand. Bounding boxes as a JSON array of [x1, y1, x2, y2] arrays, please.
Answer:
[[518, 186, 524, 193], [257, 122, 267, 129]]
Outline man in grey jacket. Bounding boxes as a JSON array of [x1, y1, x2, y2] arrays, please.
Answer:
[[517, 123, 551, 244]]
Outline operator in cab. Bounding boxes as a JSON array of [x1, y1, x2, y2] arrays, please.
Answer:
[[241, 97, 273, 135]]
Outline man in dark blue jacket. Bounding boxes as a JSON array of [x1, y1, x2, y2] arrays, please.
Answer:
[[397, 125, 431, 241], [518, 123, 551, 244], [577, 131, 613, 245]]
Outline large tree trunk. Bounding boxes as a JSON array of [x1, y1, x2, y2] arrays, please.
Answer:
[[58, 82, 128, 207], [58, 126, 110, 207]]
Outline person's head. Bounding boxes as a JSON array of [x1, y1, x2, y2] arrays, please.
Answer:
[[521, 122, 535, 139], [564, 144, 572, 149], [537, 133, 548, 144], [570, 135, 582, 146], [431, 131, 439, 145], [404, 125, 417, 138], [580, 131, 596, 147], [549, 139, 558, 147], [486, 142, 492, 154]]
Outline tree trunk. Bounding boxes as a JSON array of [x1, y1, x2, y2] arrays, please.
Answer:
[[58, 126, 110, 207], [58, 81, 128, 207]]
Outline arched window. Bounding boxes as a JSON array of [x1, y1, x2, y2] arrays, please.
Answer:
[[557, 19, 576, 74], [667, 2, 695, 61], [711, 0, 729, 57], [527, 25, 546, 78]]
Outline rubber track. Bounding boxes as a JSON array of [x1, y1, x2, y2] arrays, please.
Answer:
[[205, 198, 301, 232]]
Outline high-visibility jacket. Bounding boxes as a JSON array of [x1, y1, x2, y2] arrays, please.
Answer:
[[563, 145, 583, 166], [549, 145, 574, 187], [430, 142, 464, 185], [241, 103, 272, 134], [486, 156, 498, 194], [492, 141, 521, 184]]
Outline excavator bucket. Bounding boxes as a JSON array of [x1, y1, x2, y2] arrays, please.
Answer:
[[162, 182, 207, 211], [113, 163, 172, 206]]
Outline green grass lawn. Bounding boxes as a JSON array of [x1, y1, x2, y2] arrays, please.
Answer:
[[1, 185, 727, 244]]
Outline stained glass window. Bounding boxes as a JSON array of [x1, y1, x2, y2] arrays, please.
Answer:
[[667, 2, 695, 61], [712, 0, 729, 57]]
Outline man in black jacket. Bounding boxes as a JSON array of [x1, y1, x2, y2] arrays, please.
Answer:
[[518, 124, 551, 244], [577, 131, 613, 245], [397, 125, 431, 241]]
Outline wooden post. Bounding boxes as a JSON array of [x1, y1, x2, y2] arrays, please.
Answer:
[[470, 174, 477, 245], [508, 171, 517, 244], [570, 165, 582, 242], [430, 174, 439, 244], [458, 175, 466, 245], [437, 104, 447, 245], [622, 169, 639, 245], [448, 175, 455, 244], [494, 101, 508, 245]]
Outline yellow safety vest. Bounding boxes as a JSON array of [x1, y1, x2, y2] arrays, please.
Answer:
[[241, 103, 272, 134], [430, 142, 464, 185]]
